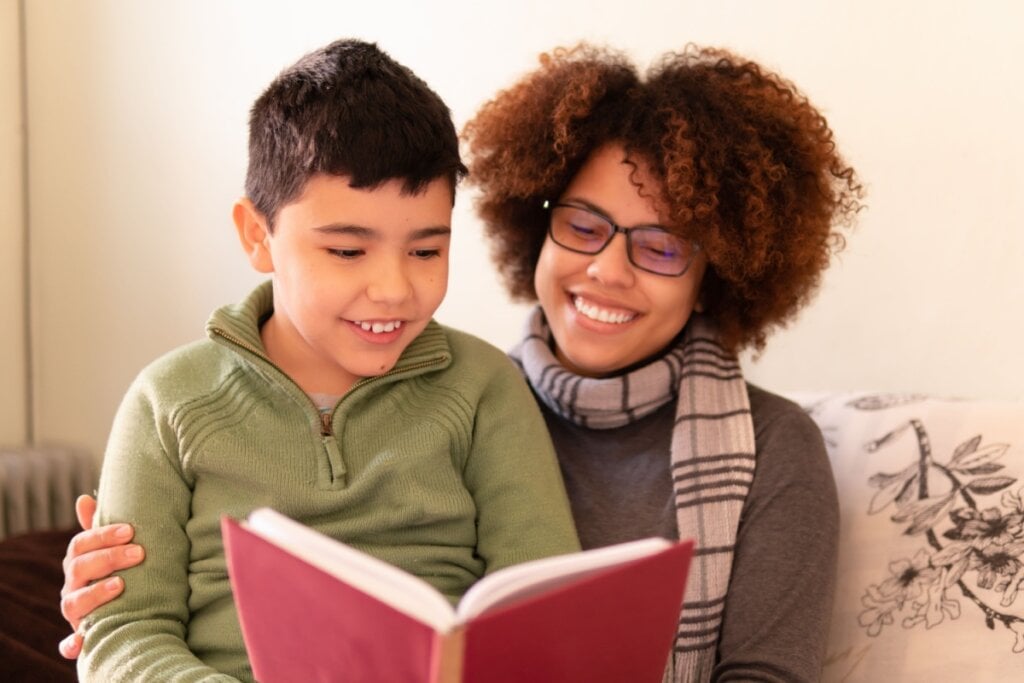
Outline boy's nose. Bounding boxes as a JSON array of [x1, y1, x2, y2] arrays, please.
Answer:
[[366, 258, 413, 304], [585, 234, 636, 288]]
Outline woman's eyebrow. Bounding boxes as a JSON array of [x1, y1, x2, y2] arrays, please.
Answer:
[[560, 197, 669, 230], [559, 196, 610, 217]]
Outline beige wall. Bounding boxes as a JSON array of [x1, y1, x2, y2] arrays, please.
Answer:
[[0, 0, 26, 446], [14, 0, 1024, 461]]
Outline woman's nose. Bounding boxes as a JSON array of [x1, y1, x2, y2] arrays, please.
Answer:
[[585, 234, 636, 288]]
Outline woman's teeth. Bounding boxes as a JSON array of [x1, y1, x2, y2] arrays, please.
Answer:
[[354, 320, 403, 334], [573, 296, 636, 324]]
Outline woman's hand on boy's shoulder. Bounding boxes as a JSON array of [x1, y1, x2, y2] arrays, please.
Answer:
[[58, 495, 145, 659]]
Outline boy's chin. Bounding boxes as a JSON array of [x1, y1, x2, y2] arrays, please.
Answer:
[[348, 349, 406, 378]]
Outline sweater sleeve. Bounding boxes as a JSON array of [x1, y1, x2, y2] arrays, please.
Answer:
[[712, 389, 839, 682], [78, 380, 241, 682], [461, 356, 582, 574]]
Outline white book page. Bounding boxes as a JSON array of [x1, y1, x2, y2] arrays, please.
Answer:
[[244, 508, 457, 632], [456, 537, 672, 622]]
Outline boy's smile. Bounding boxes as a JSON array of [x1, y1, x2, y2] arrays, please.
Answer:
[[346, 318, 405, 344], [235, 173, 452, 396]]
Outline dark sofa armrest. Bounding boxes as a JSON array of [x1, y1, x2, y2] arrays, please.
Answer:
[[0, 528, 78, 682]]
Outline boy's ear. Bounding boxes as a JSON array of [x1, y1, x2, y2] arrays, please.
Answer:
[[233, 198, 274, 273]]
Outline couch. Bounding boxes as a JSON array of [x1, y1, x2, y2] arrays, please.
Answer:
[[2, 391, 1021, 682]]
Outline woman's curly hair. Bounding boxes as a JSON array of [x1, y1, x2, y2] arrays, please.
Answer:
[[463, 44, 864, 352]]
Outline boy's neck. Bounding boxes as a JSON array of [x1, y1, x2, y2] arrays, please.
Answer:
[[259, 312, 359, 396]]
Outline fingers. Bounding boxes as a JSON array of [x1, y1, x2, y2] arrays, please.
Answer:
[[60, 575, 125, 630], [60, 533, 144, 631], [62, 531, 143, 591], [60, 501, 143, 632], [75, 494, 97, 531], [58, 630, 84, 660], [63, 523, 136, 575]]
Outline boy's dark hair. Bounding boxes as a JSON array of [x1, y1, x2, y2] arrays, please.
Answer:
[[246, 39, 467, 227]]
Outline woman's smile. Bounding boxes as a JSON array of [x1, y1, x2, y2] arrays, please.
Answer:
[[570, 293, 639, 326]]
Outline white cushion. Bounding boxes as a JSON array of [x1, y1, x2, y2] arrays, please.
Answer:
[[791, 392, 1024, 682]]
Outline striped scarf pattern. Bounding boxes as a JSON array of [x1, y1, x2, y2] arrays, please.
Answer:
[[510, 308, 756, 682]]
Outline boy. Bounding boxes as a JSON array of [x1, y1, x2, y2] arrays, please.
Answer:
[[78, 39, 579, 681]]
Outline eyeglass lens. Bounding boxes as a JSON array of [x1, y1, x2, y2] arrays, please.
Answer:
[[549, 205, 694, 276]]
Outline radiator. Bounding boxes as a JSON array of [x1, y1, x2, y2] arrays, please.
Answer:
[[0, 445, 97, 540]]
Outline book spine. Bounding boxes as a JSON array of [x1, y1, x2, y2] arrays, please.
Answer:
[[428, 626, 466, 683]]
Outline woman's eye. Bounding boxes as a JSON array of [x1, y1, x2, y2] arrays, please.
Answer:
[[570, 223, 601, 238], [642, 245, 678, 260]]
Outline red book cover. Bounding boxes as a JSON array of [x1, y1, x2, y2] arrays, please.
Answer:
[[223, 517, 437, 682], [222, 510, 692, 683], [460, 543, 691, 683]]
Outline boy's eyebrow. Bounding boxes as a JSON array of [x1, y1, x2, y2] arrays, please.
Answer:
[[408, 226, 451, 241], [312, 224, 451, 241], [313, 224, 374, 237]]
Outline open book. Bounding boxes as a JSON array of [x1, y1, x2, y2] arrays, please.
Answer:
[[222, 508, 693, 683]]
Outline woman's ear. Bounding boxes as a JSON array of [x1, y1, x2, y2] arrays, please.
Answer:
[[692, 261, 710, 313], [233, 198, 274, 273]]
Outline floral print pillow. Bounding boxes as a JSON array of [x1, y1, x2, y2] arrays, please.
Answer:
[[795, 392, 1024, 682]]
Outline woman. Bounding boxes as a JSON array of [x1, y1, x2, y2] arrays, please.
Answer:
[[60, 44, 862, 681]]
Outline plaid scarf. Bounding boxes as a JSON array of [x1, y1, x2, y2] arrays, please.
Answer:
[[510, 308, 756, 682]]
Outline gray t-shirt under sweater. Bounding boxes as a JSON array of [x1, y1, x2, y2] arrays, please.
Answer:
[[538, 383, 838, 683]]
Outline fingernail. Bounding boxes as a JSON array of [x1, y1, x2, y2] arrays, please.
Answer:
[[125, 545, 143, 560], [104, 577, 122, 591], [114, 524, 133, 540]]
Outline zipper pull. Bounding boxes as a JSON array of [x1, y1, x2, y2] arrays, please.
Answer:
[[321, 434, 347, 485], [319, 412, 346, 485]]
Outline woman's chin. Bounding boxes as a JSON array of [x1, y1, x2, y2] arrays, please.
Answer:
[[553, 344, 626, 379]]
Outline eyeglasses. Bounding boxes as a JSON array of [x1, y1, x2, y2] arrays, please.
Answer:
[[543, 200, 700, 277]]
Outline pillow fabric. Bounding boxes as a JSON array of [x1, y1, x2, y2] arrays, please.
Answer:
[[792, 392, 1024, 682]]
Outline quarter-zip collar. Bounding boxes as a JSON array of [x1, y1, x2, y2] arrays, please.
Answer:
[[204, 281, 451, 489], [205, 281, 451, 390]]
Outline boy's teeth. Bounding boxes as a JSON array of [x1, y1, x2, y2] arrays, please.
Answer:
[[356, 320, 403, 333], [573, 296, 636, 324]]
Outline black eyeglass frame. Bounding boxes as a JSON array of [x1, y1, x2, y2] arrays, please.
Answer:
[[542, 200, 701, 278]]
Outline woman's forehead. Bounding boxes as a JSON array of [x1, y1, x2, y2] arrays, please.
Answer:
[[563, 144, 668, 225]]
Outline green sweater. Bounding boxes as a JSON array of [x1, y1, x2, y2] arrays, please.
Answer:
[[79, 282, 580, 682]]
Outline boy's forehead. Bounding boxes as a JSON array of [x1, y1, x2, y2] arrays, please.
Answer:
[[280, 173, 454, 232]]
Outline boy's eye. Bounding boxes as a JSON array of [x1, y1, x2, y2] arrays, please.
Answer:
[[329, 248, 364, 259], [411, 248, 442, 259]]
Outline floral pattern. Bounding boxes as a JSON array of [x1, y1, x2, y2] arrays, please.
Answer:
[[849, 397, 1024, 654]]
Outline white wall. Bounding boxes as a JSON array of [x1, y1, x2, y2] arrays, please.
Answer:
[[0, 0, 26, 446], [19, 0, 1024, 461]]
